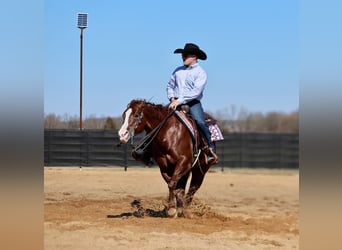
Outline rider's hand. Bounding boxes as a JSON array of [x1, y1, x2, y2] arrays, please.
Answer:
[[168, 99, 179, 110]]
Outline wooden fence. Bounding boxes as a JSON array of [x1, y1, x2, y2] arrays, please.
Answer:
[[44, 129, 298, 169]]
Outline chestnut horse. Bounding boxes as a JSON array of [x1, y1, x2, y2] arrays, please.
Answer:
[[118, 99, 213, 217]]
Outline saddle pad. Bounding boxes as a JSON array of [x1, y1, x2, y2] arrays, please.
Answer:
[[209, 124, 224, 141], [174, 110, 195, 138]]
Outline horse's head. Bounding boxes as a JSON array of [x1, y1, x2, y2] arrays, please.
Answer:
[[118, 100, 147, 143]]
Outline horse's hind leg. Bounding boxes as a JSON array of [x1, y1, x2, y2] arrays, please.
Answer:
[[186, 166, 208, 206], [174, 189, 185, 216]]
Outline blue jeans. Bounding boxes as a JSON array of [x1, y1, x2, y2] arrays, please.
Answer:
[[187, 100, 215, 151]]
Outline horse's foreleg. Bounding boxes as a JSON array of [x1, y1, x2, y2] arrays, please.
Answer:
[[168, 161, 191, 190], [166, 174, 182, 217], [167, 165, 190, 218], [167, 188, 177, 217], [161, 172, 171, 183], [159, 171, 177, 217], [175, 172, 192, 217]]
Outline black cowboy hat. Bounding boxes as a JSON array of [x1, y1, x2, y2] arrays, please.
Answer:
[[174, 43, 207, 60]]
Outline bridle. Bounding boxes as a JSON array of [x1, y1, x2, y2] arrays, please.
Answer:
[[131, 110, 143, 130], [127, 102, 146, 144]]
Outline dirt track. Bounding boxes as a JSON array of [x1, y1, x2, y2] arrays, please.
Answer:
[[44, 167, 299, 250]]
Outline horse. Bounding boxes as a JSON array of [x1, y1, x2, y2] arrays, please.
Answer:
[[118, 99, 215, 217]]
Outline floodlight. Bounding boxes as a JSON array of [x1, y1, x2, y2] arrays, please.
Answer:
[[77, 13, 88, 29]]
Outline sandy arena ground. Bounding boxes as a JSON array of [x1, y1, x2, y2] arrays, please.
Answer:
[[44, 167, 299, 250]]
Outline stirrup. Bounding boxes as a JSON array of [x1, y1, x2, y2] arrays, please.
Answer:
[[192, 149, 201, 167]]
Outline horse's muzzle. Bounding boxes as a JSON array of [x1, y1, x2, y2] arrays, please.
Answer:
[[119, 136, 129, 144], [118, 130, 130, 143]]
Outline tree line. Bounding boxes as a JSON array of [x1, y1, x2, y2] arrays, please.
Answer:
[[44, 106, 298, 133]]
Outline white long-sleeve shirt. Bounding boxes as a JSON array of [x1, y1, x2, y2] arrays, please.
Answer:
[[166, 63, 207, 105]]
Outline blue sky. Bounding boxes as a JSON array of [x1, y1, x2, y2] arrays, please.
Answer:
[[45, 0, 298, 118]]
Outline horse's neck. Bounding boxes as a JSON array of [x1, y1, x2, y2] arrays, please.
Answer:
[[143, 107, 168, 131]]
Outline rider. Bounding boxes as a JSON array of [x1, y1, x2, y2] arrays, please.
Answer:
[[167, 43, 218, 164]]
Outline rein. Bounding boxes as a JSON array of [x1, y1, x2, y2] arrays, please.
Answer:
[[132, 109, 175, 154]]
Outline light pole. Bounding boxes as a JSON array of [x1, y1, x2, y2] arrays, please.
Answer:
[[77, 13, 88, 130]]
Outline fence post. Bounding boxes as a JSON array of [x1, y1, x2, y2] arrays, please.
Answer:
[[47, 130, 51, 165], [79, 130, 82, 169], [219, 141, 224, 172], [85, 130, 90, 166], [124, 143, 128, 171]]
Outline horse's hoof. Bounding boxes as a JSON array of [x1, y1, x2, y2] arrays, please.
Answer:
[[177, 208, 193, 219], [177, 208, 184, 217], [183, 210, 193, 219], [167, 207, 177, 218]]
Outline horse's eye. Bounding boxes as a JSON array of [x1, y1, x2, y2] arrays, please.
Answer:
[[133, 114, 140, 119]]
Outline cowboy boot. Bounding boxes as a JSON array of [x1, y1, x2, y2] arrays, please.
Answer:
[[207, 147, 218, 165], [202, 146, 218, 165]]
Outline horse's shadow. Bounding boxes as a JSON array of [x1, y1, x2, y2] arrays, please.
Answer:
[[106, 199, 168, 219]]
